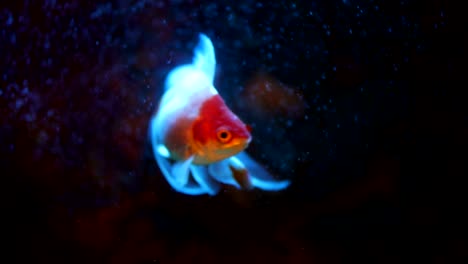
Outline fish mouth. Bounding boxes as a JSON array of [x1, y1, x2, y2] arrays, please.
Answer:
[[224, 137, 251, 149]]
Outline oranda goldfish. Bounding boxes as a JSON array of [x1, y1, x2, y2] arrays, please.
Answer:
[[149, 33, 290, 195]]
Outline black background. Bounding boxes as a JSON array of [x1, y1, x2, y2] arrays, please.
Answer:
[[1, 0, 466, 263]]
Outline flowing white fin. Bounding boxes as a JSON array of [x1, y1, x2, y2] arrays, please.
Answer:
[[164, 33, 217, 92], [235, 152, 291, 191], [193, 33, 216, 83], [156, 152, 207, 195], [149, 116, 208, 195], [208, 159, 242, 189], [228, 156, 253, 190], [190, 165, 221, 195], [171, 156, 194, 186]]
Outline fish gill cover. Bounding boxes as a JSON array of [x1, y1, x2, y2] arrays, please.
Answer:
[[1, 0, 465, 263]]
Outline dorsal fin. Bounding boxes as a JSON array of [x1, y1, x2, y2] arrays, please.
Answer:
[[164, 33, 217, 92], [193, 33, 216, 83]]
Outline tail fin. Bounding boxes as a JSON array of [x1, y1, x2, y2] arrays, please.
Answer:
[[193, 33, 216, 83]]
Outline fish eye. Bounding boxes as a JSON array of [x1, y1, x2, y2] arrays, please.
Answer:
[[216, 128, 232, 143]]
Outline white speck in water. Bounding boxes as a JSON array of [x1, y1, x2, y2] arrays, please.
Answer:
[[25, 113, 36, 122], [15, 99, 24, 109], [6, 14, 14, 26]]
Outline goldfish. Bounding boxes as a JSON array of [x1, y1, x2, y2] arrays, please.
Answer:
[[148, 33, 290, 195]]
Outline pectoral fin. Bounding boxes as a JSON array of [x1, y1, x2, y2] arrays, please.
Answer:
[[207, 157, 253, 190], [190, 165, 221, 195], [171, 156, 194, 186], [208, 160, 241, 189], [154, 146, 207, 195]]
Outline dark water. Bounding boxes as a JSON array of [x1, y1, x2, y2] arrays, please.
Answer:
[[1, 0, 466, 263]]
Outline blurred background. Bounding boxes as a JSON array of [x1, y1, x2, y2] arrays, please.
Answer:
[[1, 0, 466, 263]]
